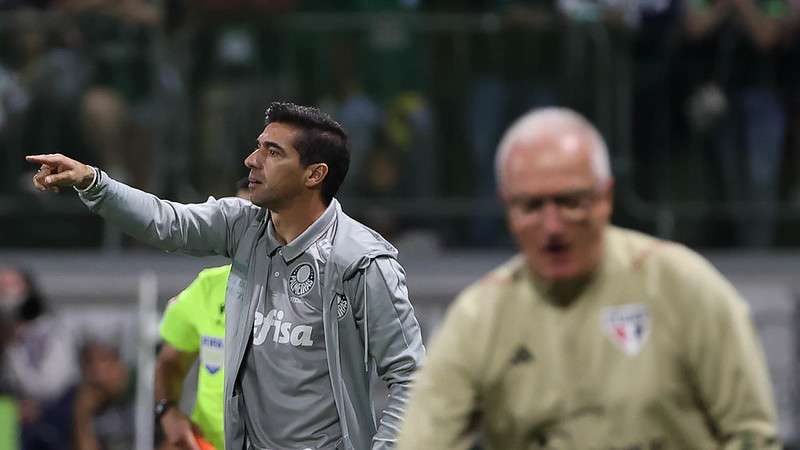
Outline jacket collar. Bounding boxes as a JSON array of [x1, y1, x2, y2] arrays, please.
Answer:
[[265, 199, 339, 263]]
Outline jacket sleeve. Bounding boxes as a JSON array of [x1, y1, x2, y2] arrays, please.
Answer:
[[345, 257, 425, 450], [78, 172, 254, 257], [395, 287, 485, 450], [682, 258, 781, 449]]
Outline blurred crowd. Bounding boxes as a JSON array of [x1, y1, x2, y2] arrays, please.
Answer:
[[0, 266, 136, 450], [1, 0, 800, 248]]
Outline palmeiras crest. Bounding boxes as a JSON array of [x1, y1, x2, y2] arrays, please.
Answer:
[[336, 294, 349, 320], [289, 263, 316, 297]]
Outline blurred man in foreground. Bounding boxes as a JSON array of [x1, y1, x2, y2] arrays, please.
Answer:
[[154, 178, 249, 450], [397, 108, 780, 449]]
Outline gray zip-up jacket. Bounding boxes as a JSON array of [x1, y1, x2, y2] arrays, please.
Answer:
[[78, 173, 426, 450]]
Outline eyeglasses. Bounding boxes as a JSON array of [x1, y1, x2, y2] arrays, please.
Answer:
[[508, 189, 602, 224]]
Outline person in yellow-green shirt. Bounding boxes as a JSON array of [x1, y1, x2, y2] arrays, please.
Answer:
[[0, 292, 18, 450], [0, 396, 18, 450], [154, 179, 248, 450], [397, 108, 780, 450]]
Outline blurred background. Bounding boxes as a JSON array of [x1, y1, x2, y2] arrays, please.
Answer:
[[1, 0, 800, 449]]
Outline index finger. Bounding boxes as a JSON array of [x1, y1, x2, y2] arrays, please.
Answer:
[[25, 154, 63, 165]]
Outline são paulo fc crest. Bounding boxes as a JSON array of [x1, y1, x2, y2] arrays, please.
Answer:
[[602, 304, 650, 356], [289, 263, 316, 297], [336, 294, 349, 320]]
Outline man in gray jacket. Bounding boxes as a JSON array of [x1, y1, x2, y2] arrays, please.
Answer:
[[27, 102, 426, 450]]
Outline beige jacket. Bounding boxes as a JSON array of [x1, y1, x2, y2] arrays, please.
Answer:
[[398, 226, 780, 450]]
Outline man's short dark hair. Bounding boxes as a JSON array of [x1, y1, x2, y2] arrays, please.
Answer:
[[264, 102, 350, 204]]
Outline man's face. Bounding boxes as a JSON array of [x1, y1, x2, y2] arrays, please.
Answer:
[[0, 269, 28, 316], [83, 344, 129, 398], [500, 131, 613, 282], [244, 122, 307, 210]]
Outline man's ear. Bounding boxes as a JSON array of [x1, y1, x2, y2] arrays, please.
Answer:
[[305, 163, 329, 188], [595, 178, 615, 221]]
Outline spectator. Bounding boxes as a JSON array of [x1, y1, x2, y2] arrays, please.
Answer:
[[558, 0, 642, 26], [466, 0, 562, 246], [56, 0, 163, 190], [193, 26, 282, 197], [73, 339, 135, 450], [781, 0, 800, 204], [0, 267, 80, 450], [3, 9, 87, 193], [307, 0, 439, 239], [0, 60, 29, 192], [683, 0, 792, 246], [0, 270, 20, 450], [0, 395, 19, 450], [630, 0, 681, 204], [170, 0, 297, 197]]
